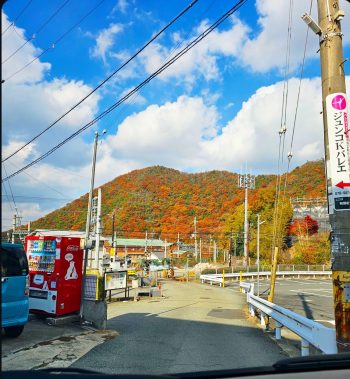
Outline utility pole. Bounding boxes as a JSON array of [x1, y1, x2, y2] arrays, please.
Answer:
[[213, 240, 217, 263], [177, 232, 180, 251], [111, 213, 115, 247], [164, 239, 167, 259], [12, 214, 16, 243], [199, 238, 202, 263], [194, 217, 198, 261], [318, 0, 350, 352], [239, 173, 255, 266], [80, 130, 106, 320], [228, 237, 232, 267], [257, 215, 266, 297], [94, 188, 102, 270], [302, 0, 350, 351]]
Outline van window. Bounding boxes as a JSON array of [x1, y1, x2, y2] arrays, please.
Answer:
[[1, 246, 29, 277]]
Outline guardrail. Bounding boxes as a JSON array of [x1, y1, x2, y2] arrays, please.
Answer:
[[200, 270, 332, 286], [239, 282, 337, 356]]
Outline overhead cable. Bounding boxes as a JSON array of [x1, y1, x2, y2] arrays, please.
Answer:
[[2, 0, 71, 65], [3, 0, 107, 83], [271, 0, 294, 252], [2, 0, 33, 36], [2, 163, 19, 215], [2, 0, 248, 183], [2, 0, 200, 162]]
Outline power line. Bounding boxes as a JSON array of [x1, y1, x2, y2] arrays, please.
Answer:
[[279, 0, 313, 213], [1, 194, 73, 201], [2, 0, 33, 36], [3, 0, 107, 83], [2, 0, 200, 162], [2, 183, 14, 212], [271, 0, 294, 251], [2, 0, 71, 65], [2, 0, 248, 183], [5, 159, 71, 199], [2, 163, 19, 215]]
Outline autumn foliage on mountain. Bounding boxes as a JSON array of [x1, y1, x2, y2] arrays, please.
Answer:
[[30, 159, 329, 264]]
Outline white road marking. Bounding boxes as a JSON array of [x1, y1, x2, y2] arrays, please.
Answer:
[[300, 288, 332, 292], [289, 289, 333, 298]]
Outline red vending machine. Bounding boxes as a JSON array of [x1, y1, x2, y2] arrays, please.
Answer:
[[25, 235, 84, 316]]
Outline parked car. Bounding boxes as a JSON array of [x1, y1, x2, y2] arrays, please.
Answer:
[[1, 242, 29, 337]]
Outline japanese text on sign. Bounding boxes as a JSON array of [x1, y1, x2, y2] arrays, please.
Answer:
[[326, 93, 350, 212]]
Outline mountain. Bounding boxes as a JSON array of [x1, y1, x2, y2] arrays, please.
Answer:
[[30, 160, 326, 242]]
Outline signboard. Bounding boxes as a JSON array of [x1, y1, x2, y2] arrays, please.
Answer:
[[105, 271, 127, 291], [326, 93, 350, 213]]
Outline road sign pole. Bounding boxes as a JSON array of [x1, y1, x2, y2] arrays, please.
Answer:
[[316, 0, 350, 351]]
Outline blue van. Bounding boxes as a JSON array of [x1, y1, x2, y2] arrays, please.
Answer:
[[1, 242, 29, 337]]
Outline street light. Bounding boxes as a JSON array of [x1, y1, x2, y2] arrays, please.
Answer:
[[301, 13, 322, 35], [80, 129, 107, 320], [257, 214, 266, 296]]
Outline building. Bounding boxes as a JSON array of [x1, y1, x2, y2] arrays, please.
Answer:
[[290, 197, 330, 233], [108, 238, 175, 263]]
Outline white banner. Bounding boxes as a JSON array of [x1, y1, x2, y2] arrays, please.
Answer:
[[105, 271, 127, 290], [326, 92, 350, 213]]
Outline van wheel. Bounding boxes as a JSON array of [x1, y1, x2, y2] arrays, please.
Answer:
[[4, 325, 24, 338]]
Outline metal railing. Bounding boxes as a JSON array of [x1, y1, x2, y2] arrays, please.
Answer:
[[201, 264, 331, 275], [200, 270, 332, 286], [239, 282, 337, 356]]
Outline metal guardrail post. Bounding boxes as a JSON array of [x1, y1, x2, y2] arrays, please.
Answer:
[[275, 322, 282, 340], [260, 312, 266, 326], [301, 339, 310, 356]]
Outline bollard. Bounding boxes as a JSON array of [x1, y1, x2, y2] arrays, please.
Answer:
[[301, 339, 310, 356], [250, 304, 255, 317], [239, 271, 243, 292], [275, 322, 282, 340], [260, 312, 266, 327]]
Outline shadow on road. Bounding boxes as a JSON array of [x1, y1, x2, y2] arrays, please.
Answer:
[[71, 311, 288, 375], [298, 293, 314, 320]]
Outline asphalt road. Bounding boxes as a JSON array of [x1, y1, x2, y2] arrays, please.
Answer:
[[227, 278, 334, 327], [72, 280, 288, 375]]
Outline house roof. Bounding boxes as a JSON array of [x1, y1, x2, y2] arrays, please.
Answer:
[[31, 229, 109, 240], [114, 238, 173, 247], [172, 250, 189, 255]]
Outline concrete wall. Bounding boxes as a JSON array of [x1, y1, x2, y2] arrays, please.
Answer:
[[82, 300, 107, 330]]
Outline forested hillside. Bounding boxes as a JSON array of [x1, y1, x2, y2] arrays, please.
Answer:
[[28, 160, 327, 263]]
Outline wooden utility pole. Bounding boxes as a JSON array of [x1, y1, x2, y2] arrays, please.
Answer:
[[315, 0, 350, 352]]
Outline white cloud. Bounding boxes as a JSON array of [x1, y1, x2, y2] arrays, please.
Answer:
[[90, 23, 124, 64], [239, 0, 350, 73], [1, 11, 51, 84], [1, 10, 101, 225], [99, 76, 349, 175], [138, 16, 249, 85], [110, 0, 130, 16], [1, 202, 50, 231], [106, 95, 219, 168], [2, 10, 100, 163]]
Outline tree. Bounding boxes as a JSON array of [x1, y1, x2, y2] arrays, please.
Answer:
[[289, 215, 319, 237]]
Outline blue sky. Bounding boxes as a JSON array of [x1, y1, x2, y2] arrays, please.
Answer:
[[2, 0, 350, 229]]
